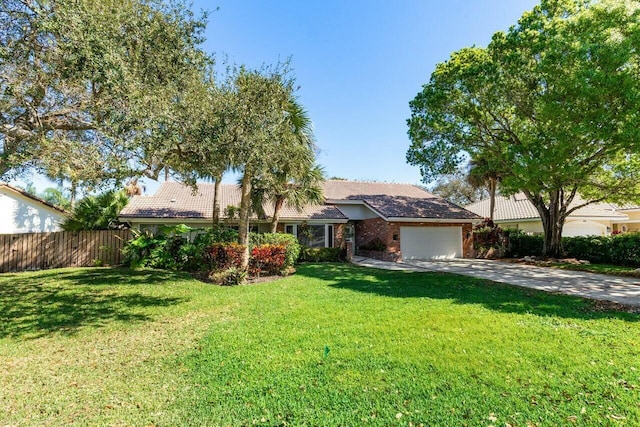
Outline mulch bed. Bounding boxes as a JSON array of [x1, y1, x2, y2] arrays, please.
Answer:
[[590, 299, 640, 314]]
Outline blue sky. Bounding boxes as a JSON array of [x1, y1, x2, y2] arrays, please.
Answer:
[[16, 0, 539, 195]]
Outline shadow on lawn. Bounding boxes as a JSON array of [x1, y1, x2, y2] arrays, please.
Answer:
[[298, 263, 640, 322], [0, 268, 186, 339]]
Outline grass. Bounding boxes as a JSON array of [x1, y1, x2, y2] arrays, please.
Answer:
[[552, 262, 640, 277], [1, 264, 639, 426]]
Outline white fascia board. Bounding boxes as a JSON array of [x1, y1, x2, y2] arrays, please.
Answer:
[[494, 218, 540, 223], [327, 199, 386, 220], [278, 218, 349, 224]]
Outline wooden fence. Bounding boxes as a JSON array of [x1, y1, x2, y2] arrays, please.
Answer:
[[0, 230, 132, 273]]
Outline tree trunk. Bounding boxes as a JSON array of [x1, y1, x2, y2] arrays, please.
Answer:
[[69, 181, 77, 209], [212, 174, 222, 226], [531, 190, 565, 258], [270, 196, 285, 233], [238, 170, 253, 272], [488, 177, 497, 220]]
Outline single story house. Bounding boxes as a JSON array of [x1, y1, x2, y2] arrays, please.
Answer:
[[119, 180, 481, 261], [610, 205, 640, 233], [0, 183, 67, 233], [466, 193, 637, 237]]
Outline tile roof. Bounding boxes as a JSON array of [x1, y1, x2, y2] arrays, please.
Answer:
[[120, 182, 347, 220], [120, 180, 480, 221], [323, 180, 480, 220], [466, 193, 628, 221]]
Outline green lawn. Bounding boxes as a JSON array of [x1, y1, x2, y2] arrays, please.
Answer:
[[1, 264, 639, 426], [552, 262, 640, 278]]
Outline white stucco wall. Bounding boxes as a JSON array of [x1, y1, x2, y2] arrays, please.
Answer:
[[331, 203, 378, 220], [499, 219, 611, 236], [0, 189, 65, 233]]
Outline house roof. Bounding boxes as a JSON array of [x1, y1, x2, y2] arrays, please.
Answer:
[[119, 182, 347, 220], [323, 180, 480, 220], [120, 180, 480, 222], [466, 193, 628, 221], [0, 182, 67, 214]]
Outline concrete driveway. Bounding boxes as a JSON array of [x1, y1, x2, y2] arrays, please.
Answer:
[[352, 256, 640, 307]]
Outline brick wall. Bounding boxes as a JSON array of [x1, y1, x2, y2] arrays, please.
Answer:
[[355, 218, 474, 261]]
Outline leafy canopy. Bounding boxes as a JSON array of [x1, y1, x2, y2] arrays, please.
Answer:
[[0, 0, 211, 186], [407, 0, 640, 255]]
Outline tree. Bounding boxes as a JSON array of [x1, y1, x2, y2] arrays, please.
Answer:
[[0, 0, 210, 183], [467, 155, 502, 218], [61, 190, 129, 231], [429, 171, 488, 207], [167, 78, 237, 227], [407, 0, 640, 257], [40, 187, 72, 211], [249, 100, 324, 232], [231, 68, 312, 270]]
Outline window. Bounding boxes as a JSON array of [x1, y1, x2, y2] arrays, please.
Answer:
[[285, 224, 297, 236], [297, 224, 334, 248]]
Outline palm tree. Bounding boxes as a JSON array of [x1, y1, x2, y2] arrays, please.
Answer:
[[248, 98, 325, 232], [467, 155, 501, 220], [61, 190, 129, 231], [252, 163, 325, 232]]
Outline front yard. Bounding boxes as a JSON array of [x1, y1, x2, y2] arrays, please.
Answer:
[[1, 264, 639, 425]]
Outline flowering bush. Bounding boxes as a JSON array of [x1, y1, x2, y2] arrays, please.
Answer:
[[473, 218, 507, 258], [250, 244, 287, 276], [206, 243, 245, 271]]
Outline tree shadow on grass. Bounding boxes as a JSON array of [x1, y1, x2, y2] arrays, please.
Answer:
[[297, 263, 640, 322], [0, 268, 187, 339]]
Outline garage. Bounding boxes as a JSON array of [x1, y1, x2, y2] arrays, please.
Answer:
[[400, 226, 462, 260], [563, 220, 606, 237]]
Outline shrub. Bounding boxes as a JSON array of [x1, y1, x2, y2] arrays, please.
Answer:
[[250, 232, 300, 268], [358, 237, 386, 251], [122, 230, 167, 269], [298, 247, 346, 262], [504, 230, 544, 257], [209, 267, 247, 286], [250, 244, 287, 275], [562, 236, 611, 264], [206, 243, 245, 271], [505, 230, 640, 267], [473, 219, 506, 250], [609, 233, 640, 266], [197, 226, 239, 245]]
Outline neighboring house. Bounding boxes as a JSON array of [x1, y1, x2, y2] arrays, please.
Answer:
[[610, 205, 640, 233], [0, 183, 67, 233], [119, 180, 481, 260], [466, 193, 632, 237]]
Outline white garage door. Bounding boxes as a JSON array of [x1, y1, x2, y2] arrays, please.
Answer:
[[563, 220, 605, 237], [400, 226, 462, 260]]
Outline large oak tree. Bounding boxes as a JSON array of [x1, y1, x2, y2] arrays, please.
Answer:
[[0, 0, 210, 187], [407, 0, 640, 256]]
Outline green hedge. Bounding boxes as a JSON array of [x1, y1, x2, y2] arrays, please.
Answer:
[[505, 231, 544, 258], [298, 247, 346, 263], [249, 232, 301, 268], [505, 230, 640, 266]]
